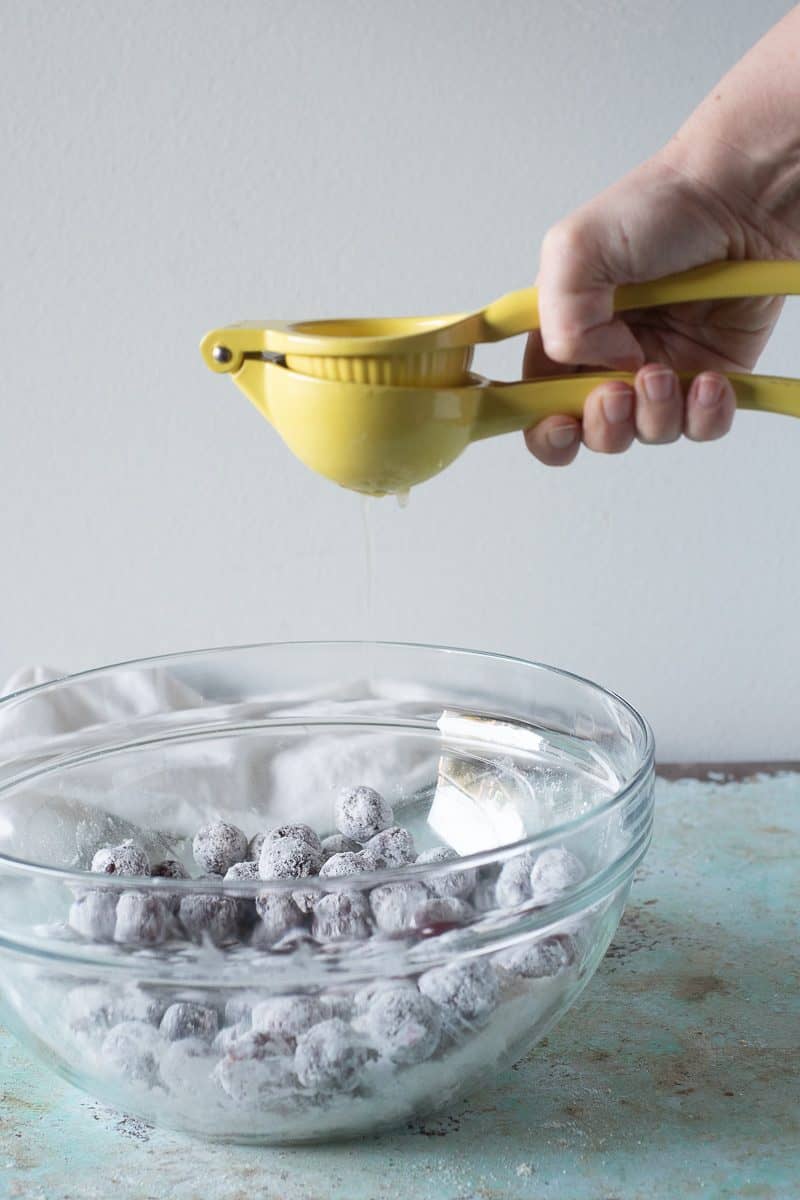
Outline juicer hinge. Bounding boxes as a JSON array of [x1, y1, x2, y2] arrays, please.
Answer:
[[211, 344, 282, 368]]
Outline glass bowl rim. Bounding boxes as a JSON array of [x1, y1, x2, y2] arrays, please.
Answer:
[[0, 639, 656, 889]]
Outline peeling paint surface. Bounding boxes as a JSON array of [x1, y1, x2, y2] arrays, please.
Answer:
[[1, 774, 798, 1199]]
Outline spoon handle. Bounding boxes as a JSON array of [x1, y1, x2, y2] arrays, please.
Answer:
[[473, 371, 800, 440], [480, 260, 800, 343]]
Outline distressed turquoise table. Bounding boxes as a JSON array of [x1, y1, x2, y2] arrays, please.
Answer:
[[2, 770, 798, 1200]]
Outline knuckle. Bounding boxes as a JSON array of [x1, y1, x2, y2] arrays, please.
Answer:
[[541, 218, 588, 264]]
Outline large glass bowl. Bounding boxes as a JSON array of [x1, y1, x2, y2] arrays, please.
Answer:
[[0, 642, 654, 1142]]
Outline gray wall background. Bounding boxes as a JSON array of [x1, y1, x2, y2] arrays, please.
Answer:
[[1, 0, 797, 760]]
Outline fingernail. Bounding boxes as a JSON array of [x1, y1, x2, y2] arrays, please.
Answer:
[[643, 369, 674, 404], [547, 423, 578, 449], [601, 386, 633, 424], [695, 375, 722, 408]]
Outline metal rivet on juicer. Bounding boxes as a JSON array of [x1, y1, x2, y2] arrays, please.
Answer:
[[212, 344, 233, 364]]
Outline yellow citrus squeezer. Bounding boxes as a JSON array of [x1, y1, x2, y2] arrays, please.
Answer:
[[201, 260, 800, 495]]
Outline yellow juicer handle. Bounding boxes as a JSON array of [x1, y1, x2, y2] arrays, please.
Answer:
[[202, 260, 800, 364], [473, 370, 800, 439], [480, 259, 800, 342]]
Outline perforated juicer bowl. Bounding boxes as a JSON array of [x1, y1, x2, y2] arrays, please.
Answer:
[[0, 643, 654, 1142]]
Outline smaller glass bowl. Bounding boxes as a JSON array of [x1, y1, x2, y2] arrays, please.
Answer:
[[0, 642, 654, 1143]]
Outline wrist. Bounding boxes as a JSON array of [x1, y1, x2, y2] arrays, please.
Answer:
[[655, 117, 800, 257], [654, 7, 800, 253]]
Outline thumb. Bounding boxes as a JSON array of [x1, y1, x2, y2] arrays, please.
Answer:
[[537, 217, 645, 371]]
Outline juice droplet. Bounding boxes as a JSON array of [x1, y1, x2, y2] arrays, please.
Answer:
[[396, 489, 410, 510], [360, 496, 376, 645]]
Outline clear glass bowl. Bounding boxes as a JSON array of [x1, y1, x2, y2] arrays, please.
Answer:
[[0, 642, 654, 1143]]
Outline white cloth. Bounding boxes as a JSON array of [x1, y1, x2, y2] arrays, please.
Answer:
[[0, 665, 440, 869]]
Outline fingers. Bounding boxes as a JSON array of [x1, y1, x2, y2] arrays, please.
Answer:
[[524, 416, 581, 467], [632, 365, 735, 444], [633, 365, 684, 443], [524, 366, 736, 464], [581, 382, 636, 453], [685, 371, 736, 441], [582, 365, 733, 449]]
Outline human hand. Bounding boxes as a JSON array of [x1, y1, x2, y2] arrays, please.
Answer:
[[524, 148, 796, 466]]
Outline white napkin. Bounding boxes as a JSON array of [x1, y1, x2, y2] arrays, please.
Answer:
[[0, 665, 440, 868]]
